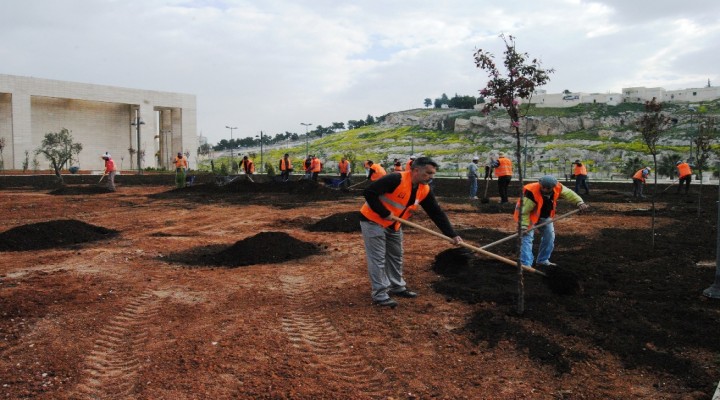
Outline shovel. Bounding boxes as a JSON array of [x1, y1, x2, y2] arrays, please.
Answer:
[[480, 176, 490, 203], [98, 174, 106, 184], [389, 216, 581, 295], [347, 180, 366, 189], [480, 209, 580, 250]]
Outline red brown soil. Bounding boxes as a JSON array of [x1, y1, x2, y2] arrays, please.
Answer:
[[0, 182, 719, 399]]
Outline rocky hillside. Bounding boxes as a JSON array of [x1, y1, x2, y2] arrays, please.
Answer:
[[215, 102, 719, 180]]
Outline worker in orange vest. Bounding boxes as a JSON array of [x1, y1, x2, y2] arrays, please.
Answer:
[[514, 176, 589, 269], [279, 153, 293, 182], [572, 159, 590, 195], [174, 152, 188, 188], [491, 152, 513, 203], [393, 158, 403, 172], [242, 155, 255, 181], [310, 155, 322, 181], [675, 160, 693, 194], [632, 167, 651, 198], [101, 152, 117, 191], [366, 160, 386, 181], [360, 156, 463, 307], [338, 156, 351, 187]]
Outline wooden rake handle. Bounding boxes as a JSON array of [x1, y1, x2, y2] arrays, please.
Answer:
[[389, 216, 545, 276], [480, 209, 581, 250]]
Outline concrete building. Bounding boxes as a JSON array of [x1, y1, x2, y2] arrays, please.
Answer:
[[0, 74, 197, 171]]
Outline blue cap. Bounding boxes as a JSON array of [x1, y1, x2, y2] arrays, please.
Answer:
[[538, 175, 558, 188]]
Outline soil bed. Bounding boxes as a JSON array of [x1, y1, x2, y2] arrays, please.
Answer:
[[305, 211, 363, 233]]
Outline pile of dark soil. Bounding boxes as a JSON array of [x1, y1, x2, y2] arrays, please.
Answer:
[[48, 185, 115, 195], [305, 211, 362, 232], [0, 220, 119, 251], [167, 231, 320, 268]]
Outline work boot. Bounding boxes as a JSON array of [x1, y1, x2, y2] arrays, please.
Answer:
[[391, 289, 418, 298], [373, 298, 398, 308]]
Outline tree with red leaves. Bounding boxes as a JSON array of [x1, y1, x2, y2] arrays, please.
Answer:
[[474, 34, 553, 313]]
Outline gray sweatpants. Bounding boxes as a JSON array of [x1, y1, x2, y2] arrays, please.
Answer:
[[360, 220, 407, 301]]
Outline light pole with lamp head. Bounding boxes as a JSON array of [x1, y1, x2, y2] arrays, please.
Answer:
[[301, 123, 312, 157], [255, 131, 264, 172], [225, 126, 237, 160], [130, 110, 145, 175], [523, 116, 534, 178]]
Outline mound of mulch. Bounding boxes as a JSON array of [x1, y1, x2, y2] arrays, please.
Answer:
[[48, 185, 116, 195], [305, 211, 362, 232], [0, 220, 119, 251], [168, 231, 321, 268]]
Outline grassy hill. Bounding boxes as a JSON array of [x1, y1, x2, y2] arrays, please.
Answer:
[[199, 100, 720, 179]]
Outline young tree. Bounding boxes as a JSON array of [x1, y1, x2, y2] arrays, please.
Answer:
[[22, 150, 30, 173], [35, 128, 83, 184], [475, 33, 553, 314], [693, 117, 716, 214], [635, 97, 672, 248], [424, 98, 432, 108]]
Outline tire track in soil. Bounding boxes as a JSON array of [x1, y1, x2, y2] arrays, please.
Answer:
[[279, 274, 391, 398], [72, 289, 161, 399]]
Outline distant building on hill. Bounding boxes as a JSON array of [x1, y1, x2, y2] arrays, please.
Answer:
[[477, 83, 720, 110], [0, 74, 197, 170]]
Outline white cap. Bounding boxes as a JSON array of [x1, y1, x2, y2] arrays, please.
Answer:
[[472, 156, 479, 161], [410, 155, 417, 159], [101, 152, 110, 158]]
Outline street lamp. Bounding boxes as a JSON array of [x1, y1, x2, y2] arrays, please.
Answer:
[[225, 126, 237, 160], [301, 123, 312, 157], [255, 131, 264, 173], [523, 116, 534, 178], [130, 110, 145, 174]]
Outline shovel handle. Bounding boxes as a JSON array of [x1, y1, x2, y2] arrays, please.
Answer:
[[389, 216, 545, 275], [480, 209, 581, 250], [98, 174, 105, 183]]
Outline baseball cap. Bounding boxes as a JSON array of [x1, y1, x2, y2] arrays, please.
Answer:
[[538, 175, 558, 188], [472, 156, 479, 161]]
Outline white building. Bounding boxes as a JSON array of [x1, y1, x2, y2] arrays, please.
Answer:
[[0, 74, 197, 170]]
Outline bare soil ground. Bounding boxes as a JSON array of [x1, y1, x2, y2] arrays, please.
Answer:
[[1, 180, 719, 399]]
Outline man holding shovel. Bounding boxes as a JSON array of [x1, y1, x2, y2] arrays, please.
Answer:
[[100, 152, 117, 191], [515, 175, 589, 269], [360, 156, 463, 308]]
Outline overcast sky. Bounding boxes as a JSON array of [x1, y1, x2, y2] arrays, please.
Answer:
[[2, 0, 719, 145]]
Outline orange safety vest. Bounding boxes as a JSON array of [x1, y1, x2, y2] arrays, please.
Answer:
[[677, 162, 691, 178], [633, 168, 648, 182], [338, 160, 350, 174], [280, 158, 292, 171], [369, 164, 387, 181], [360, 171, 431, 231], [174, 156, 188, 169], [513, 182, 562, 226], [243, 160, 255, 174], [494, 157, 512, 177], [405, 159, 413, 171], [311, 158, 322, 173], [573, 163, 587, 176]]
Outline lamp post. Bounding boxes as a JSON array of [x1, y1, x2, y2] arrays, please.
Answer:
[[255, 131, 264, 173], [301, 123, 312, 157], [225, 126, 237, 160], [523, 116, 534, 178], [130, 110, 145, 174]]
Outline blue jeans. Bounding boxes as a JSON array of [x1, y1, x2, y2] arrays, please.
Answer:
[[520, 218, 555, 266], [468, 176, 478, 197]]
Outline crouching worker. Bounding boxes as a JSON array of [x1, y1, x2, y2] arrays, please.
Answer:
[[360, 157, 463, 308], [515, 175, 590, 269]]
